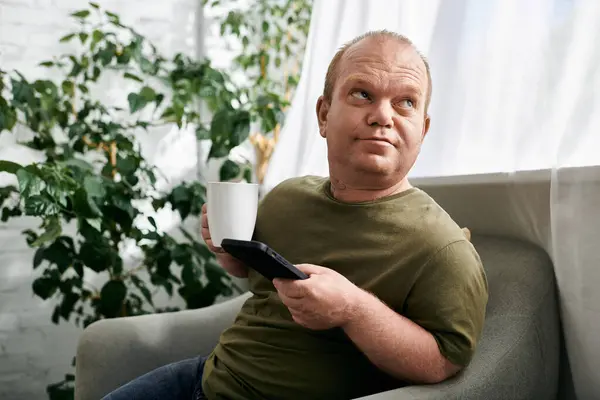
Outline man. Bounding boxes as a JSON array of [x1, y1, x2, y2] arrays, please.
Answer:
[[104, 30, 488, 400]]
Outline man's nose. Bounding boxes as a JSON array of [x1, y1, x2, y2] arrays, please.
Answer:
[[366, 102, 394, 128]]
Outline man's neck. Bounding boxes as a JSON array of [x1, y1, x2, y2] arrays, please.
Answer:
[[329, 177, 413, 203]]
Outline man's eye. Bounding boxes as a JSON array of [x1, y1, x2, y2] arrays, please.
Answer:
[[399, 99, 414, 108], [351, 90, 369, 100]]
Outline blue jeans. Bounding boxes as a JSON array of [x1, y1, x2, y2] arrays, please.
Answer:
[[102, 356, 207, 400]]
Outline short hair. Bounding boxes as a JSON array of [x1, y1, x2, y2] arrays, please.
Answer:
[[322, 30, 432, 113]]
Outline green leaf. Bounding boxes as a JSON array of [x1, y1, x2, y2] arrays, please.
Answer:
[[180, 227, 213, 259], [0, 160, 23, 174], [33, 247, 45, 268], [148, 216, 157, 229], [73, 188, 101, 218], [155, 276, 173, 297], [78, 32, 89, 44], [169, 185, 191, 219], [71, 10, 90, 18], [243, 167, 253, 183], [230, 110, 251, 146], [155, 94, 164, 109], [33, 79, 58, 97], [43, 237, 74, 273], [130, 275, 153, 306], [77, 83, 89, 94], [208, 142, 229, 159], [156, 248, 172, 275], [89, 2, 100, 9], [140, 57, 157, 74], [11, 77, 35, 106], [195, 125, 210, 140], [127, 93, 147, 113], [116, 155, 137, 176], [261, 107, 278, 133], [83, 175, 106, 200], [96, 42, 115, 66], [24, 195, 61, 216], [51, 305, 60, 324], [68, 59, 82, 77], [91, 66, 101, 81], [111, 193, 136, 220], [79, 239, 115, 272], [73, 260, 84, 277], [123, 72, 143, 83], [256, 94, 272, 108], [287, 74, 299, 87], [0, 106, 17, 132], [172, 244, 192, 266], [86, 218, 101, 231], [262, 21, 269, 33], [139, 86, 157, 101], [209, 108, 233, 154], [181, 263, 200, 286], [31, 216, 62, 247], [105, 11, 119, 22], [39, 61, 54, 67], [16, 168, 45, 197], [32, 277, 58, 300], [60, 292, 79, 320], [46, 182, 68, 209], [91, 29, 104, 49], [58, 158, 93, 172], [61, 80, 74, 96], [198, 86, 215, 98], [59, 33, 76, 43], [99, 280, 127, 318], [219, 159, 240, 181]]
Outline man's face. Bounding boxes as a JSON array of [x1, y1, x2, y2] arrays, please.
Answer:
[[316, 38, 430, 184]]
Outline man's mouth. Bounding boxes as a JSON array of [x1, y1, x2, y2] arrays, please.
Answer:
[[359, 137, 394, 146]]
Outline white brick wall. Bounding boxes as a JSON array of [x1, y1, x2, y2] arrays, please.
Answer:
[[0, 1, 202, 398]]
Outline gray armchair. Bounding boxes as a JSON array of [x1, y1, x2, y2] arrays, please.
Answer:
[[74, 235, 561, 400]]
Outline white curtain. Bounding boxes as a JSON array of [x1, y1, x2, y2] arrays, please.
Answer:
[[263, 0, 600, 398]]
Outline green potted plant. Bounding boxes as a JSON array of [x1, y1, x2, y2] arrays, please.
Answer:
[[0, 1, 312, 398], [203, 0, 312, 183]]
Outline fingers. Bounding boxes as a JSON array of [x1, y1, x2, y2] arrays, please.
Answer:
[[295, 263, 327, 275], [201, 225, 211, 243], [277, 290, 304, 308], [201, 208, 209, 228], [273, 278, 306, 299], [201, 221, 225, 254], [200, 204, 212, 245], [204, 237, 225, 254]]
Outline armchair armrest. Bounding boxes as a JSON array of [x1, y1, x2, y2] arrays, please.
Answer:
[[74, 292, 251, 400]]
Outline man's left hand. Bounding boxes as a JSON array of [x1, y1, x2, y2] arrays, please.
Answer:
[[273, 264, 365, 330]]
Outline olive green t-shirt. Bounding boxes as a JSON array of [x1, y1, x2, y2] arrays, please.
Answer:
[[202, 176, 488, 400]]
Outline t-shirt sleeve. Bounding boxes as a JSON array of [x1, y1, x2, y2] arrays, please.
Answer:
[[404, 240, 489, 367]]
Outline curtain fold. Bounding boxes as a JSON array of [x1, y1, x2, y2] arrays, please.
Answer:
[[263, 1, 600, 398]]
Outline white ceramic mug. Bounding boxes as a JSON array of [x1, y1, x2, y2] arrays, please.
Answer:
[[207, 181, 259, 247]]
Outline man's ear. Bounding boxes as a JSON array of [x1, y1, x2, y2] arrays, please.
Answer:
[[316, 96, 330, 138], [422, 115, 431, 139]]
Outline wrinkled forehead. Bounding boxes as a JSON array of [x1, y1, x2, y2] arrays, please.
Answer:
[[337, 38, 428, 91]]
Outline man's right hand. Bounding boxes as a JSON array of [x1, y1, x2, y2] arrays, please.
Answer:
[[201, 203, 249, 278]]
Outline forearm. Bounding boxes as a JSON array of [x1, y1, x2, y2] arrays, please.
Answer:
[[343, 290, 459, 384]]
